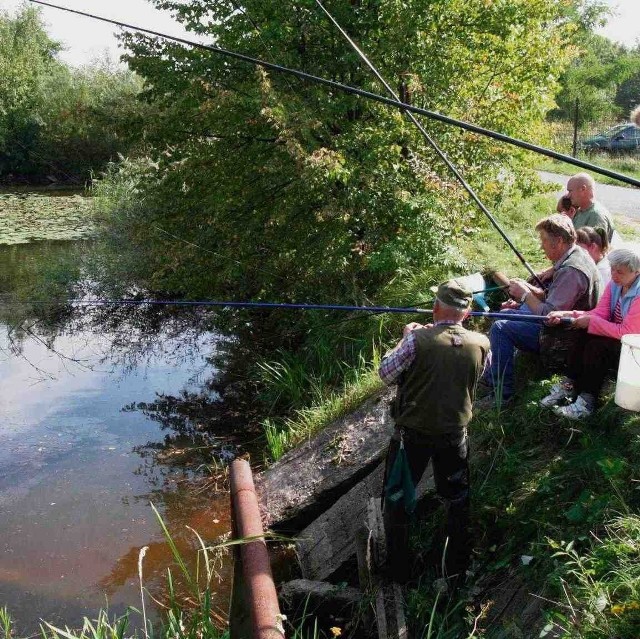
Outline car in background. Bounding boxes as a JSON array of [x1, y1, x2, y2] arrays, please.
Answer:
[[581, 123, 640, 154]]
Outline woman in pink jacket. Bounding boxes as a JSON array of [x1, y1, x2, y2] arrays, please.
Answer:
[[540, 244, 640, 419]]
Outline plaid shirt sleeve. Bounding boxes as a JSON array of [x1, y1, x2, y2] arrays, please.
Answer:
[[378, 331, 417, 385]]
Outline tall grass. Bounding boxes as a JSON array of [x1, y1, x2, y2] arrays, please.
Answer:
[[0, 504, 230, 639], [262, 349, 383, 462], [0, 503, 333, 639], [544, 516, 640, 638]]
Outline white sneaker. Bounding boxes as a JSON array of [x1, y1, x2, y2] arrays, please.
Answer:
[[553, 394, 594, 420], [540, 381, 574, 408]]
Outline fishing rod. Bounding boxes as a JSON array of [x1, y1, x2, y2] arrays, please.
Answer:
[[63, 298, 569, 323], [312, 0, 543, 287], [27, 0, 640, 190]]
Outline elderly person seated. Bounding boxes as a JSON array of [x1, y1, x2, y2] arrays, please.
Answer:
[[540, 244, 640, 419], [479, 214, 601, 408], [565, 172, 623, 247]]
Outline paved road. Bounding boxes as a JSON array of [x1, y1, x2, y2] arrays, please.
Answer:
[[539, 171, 640, 228]]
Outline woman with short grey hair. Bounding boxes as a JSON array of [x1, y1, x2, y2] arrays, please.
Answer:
[[609, 245, 640, 272], [541, 243, 640, 419]]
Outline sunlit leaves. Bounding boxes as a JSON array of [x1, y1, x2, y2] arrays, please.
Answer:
[[94, 0, 581, 307]]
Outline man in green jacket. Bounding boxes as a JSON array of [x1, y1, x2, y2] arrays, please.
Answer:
[[566, 172, 615, 242], [379, 279, 490, 583]]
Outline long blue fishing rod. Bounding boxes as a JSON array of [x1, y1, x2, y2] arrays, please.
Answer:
[[26, 0, 640, 189], [66, 298, 570, 323]]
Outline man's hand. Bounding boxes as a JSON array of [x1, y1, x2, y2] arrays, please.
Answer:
[[536, 266, 554, 283], [508, 278, 530, 301], [501, 299, 520, 310], [403, 322, 426, 337]]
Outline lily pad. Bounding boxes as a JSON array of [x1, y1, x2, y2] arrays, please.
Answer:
[[0, 191, 94, 244]]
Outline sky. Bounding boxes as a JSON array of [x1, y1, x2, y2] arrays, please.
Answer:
[[597, 0, 640, 47], [0, 0, 197, 66], [0, 0, 638, 67]]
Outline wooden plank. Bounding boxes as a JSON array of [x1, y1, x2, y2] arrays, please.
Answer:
[[354, 498, 409, 639], [297, 463, 385, 581], [279, 578, 362, 622], [256, 388, 396, 532], [375, 584, 408, 639], [297, 463, 433, 582]]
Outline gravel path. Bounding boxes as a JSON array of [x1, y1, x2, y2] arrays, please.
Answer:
[[538, 171, 640, 230]]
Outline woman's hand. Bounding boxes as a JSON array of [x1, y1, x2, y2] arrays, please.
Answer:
[[571, 315, 591, 330], [546, 310, 572, 325]]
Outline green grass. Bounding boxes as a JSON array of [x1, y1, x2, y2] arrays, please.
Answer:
[[400, 371, 640, 638], [262, 352, 384, 462], [535, 156, 640, 186], [256, 189, 640, 636]]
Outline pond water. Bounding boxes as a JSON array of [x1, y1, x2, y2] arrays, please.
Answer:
[[0, 240, 235, 634]]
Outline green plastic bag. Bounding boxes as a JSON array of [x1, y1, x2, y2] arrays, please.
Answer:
[[384, 440, 416, 514]]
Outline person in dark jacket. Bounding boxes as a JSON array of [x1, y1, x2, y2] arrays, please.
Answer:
[[379, 279, 490, 583]]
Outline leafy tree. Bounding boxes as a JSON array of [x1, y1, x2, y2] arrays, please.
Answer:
[[551, 33, 640, 124], [94, 0, 578, 308], [34, 60, 152, 181], [0, 6, 61, 177], [0, 7, 151, 182], [615, 47, 640, 115]]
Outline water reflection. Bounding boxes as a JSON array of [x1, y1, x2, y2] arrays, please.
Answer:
[[0, 241, 238, 635]]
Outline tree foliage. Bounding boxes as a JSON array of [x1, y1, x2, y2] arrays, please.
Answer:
[[615, 49, 640, 115], [0, 7, 149, 182], [0, 6, 60, 177], [94, 0, 579, 308], [552, 33, 640, 123]]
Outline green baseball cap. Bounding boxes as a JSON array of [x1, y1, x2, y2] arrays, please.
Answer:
[[433, 278, 473, 310]]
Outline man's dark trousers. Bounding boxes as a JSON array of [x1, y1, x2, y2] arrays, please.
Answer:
[[382, 426, 470, 583]]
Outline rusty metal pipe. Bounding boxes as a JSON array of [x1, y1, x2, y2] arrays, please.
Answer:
[[230, 459, 285, 639]]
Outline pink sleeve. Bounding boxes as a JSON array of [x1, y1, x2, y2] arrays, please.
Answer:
[[587, 283, 612, 322], [588, 297, 640, 340]]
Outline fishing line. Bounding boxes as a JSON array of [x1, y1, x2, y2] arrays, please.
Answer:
[[27, 0, 640, 189], [152, 225, 284, 281], [312, 0, 543, 287]]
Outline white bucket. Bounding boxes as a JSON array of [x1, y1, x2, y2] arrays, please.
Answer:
[[615, 334, 640, 411]]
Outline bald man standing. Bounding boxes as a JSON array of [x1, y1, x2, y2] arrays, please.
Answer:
[[566, 172, 615, 242]]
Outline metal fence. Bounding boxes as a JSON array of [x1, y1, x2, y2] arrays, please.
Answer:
[[545, 97, 640, 159]]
